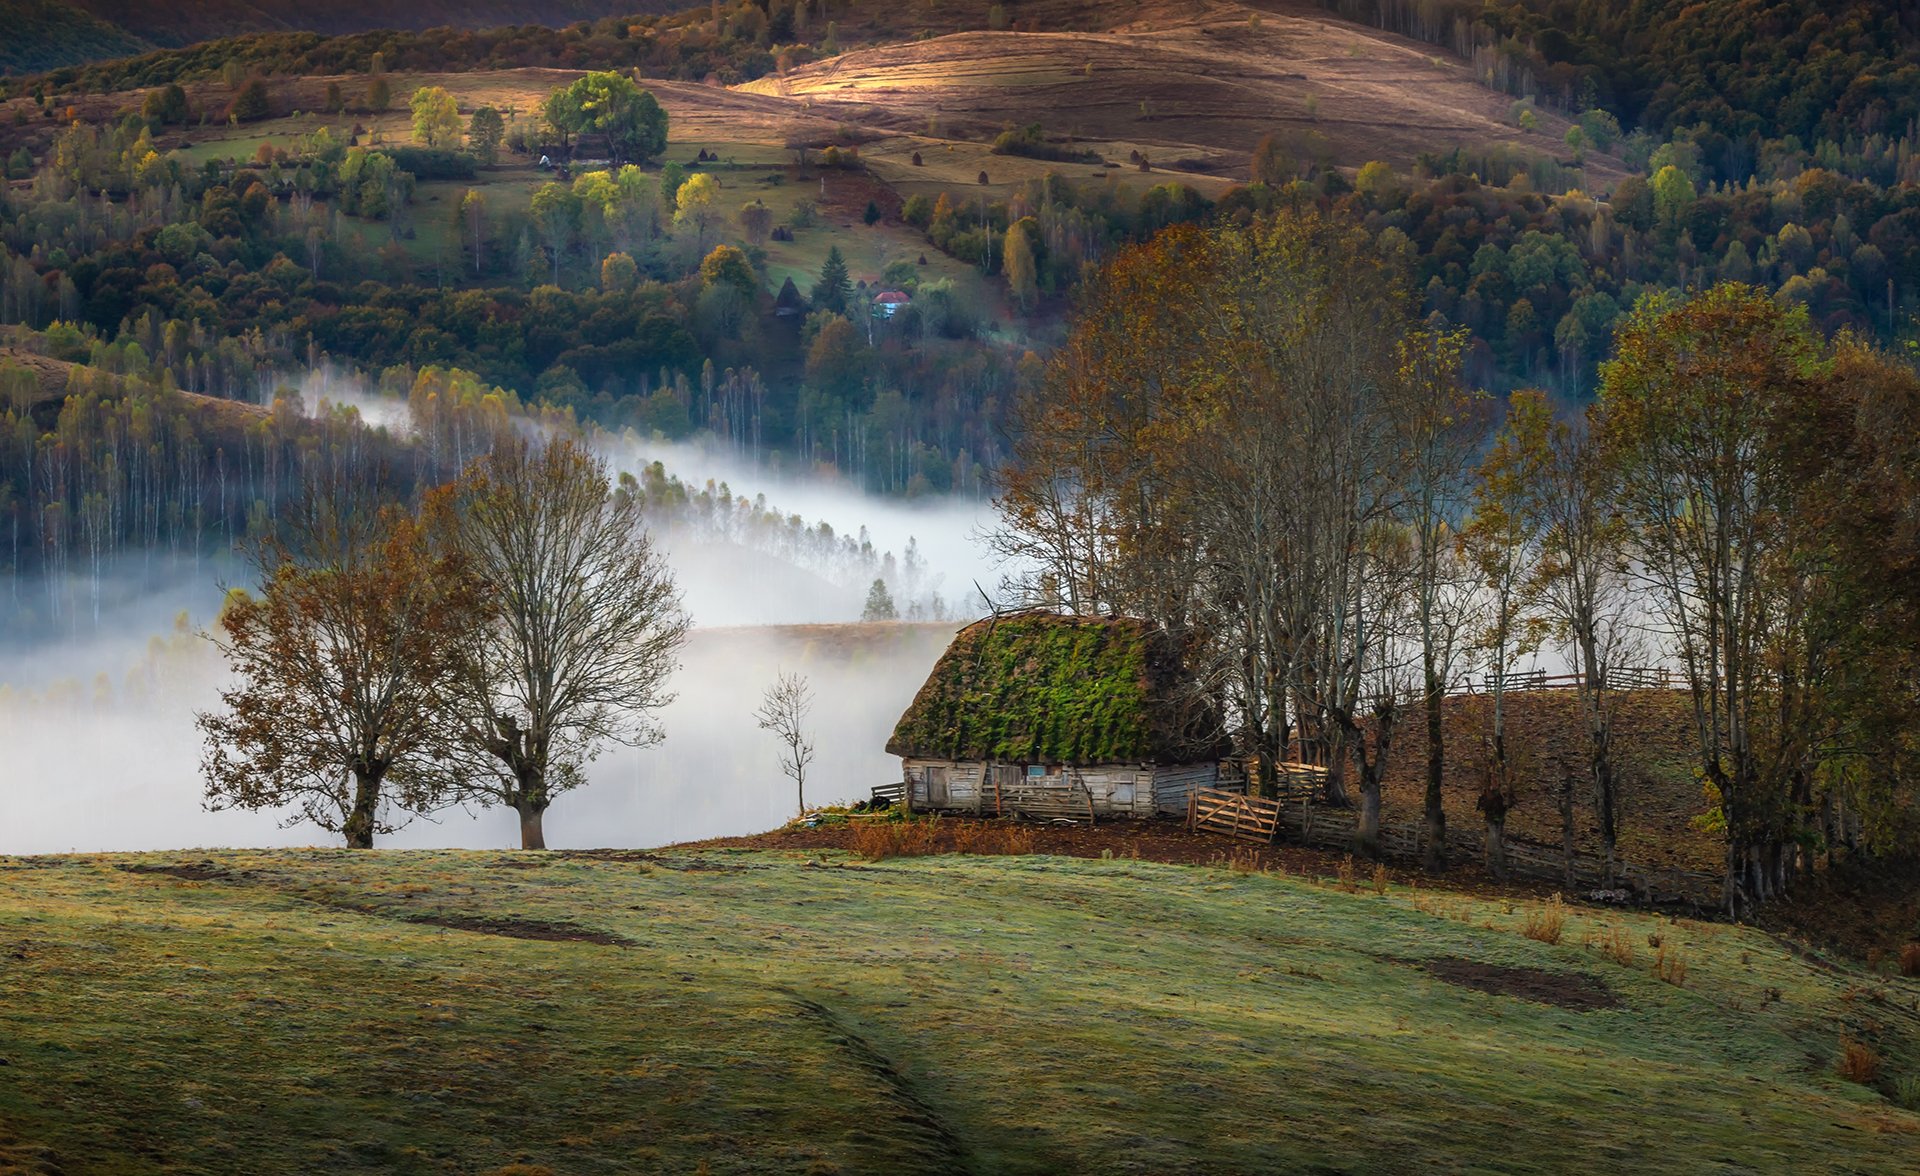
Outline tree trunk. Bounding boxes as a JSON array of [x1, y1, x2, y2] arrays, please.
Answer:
[[1255, 747, 1279, 801], [343, 767, 381, 849], [1485, 815, 1508, 880], [1558, 768, 1578, 889], [1588, 706, 1618, 885], [1422, 679, 1446, 871], [517, 802, 548, 851], [1358, 778, 1382, 857]]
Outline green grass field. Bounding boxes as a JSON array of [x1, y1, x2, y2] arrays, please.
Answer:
[[2, 847, 1916, 1174]]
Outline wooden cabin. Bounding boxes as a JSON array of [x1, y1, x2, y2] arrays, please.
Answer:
[[887, 612, 1231, 819]]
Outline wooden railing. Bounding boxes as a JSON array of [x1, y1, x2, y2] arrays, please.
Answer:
[[1459, 666, 1681, 695], [870, 780, 905, 807], [1186, 787, 1721, 907]]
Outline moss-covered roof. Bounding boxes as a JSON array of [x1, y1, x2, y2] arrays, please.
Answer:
[[887, 612, 1229, 764]]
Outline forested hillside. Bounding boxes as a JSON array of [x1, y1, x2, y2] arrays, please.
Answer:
[[0, 0, 682, 75], [0, 0, 1917, 628], [1327, 0, 1920, 179], [0, 1, 144, 75]]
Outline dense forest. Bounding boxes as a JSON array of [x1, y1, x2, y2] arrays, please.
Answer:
[[1326, 0, 1920, 179], [0, 0, 682, 75]]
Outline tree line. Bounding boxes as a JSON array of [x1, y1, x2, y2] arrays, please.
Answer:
[[993, 209, 1920, 911]]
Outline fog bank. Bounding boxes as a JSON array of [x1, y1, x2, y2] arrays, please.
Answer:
[[4, 621, 953, 855]]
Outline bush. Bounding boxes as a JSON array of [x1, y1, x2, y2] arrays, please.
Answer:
[[1521, 895, 1566, 945], [1586, 925, 1635, 968], [1838, 1037, 1880, 1085], [990, 122, 1103, 165], [1893, 1074, 1920, 1111], [381, 146, 475, 181], [229, 80, 270, 123], [950, 821, 1036, 856], [1900, 942, 1920, 977], [851, 818, 939, 860], [1652, 941, 1688, 986]]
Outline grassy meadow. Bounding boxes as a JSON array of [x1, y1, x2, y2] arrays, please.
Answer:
[[2, 846, 1917, 1174]]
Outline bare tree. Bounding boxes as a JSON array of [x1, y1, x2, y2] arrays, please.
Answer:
[[1492, 391, 1640, 881], [1391, 328, 1488, 869], [199, 480, 478, 847], [755, 670, 817, 814], [438, 436, 690, 850]]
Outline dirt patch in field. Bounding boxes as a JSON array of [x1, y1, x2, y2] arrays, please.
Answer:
[[403, 912, 632, 947], [1413, 956, 1621, 1011], [117, 861, 234, 883]]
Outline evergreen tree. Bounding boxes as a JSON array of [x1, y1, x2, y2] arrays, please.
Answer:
[[467, 106, 506, 165], [812, 246, 852, 313], [861, 578, 897, 622]]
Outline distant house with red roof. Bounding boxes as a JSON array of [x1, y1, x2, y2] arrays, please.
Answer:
[[872, 290, 912, 318]]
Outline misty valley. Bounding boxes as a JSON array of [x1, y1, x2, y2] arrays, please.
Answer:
[[4, 0, 1920, 1172]]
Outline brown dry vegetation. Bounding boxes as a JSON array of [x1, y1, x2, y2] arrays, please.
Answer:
[[744, 0, 1628, 188], [1378, 688, 1719, 872]]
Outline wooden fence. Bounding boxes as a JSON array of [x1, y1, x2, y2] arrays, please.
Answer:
[[1000, 781, 1097, 824], [870, 781, 905, 807], [1460, 666, 1681, 695], [1186, 787, 1721, 908]]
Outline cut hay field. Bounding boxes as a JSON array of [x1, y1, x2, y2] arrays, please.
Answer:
[[2, 847, 1916, 1174], [741, 0, 1629, 190]]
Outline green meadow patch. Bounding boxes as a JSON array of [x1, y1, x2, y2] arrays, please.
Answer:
[[0, 848, 1915, 1173]]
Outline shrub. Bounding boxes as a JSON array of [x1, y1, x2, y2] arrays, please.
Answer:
[[1522, 895, 1566, 945], [989, 122, 1103, 165], [1652, 941, 1688, 986], [1588, 925, 1635, 967], [851, 818, 939, 860], [1838, 1037, 1880, 1085], [949, 820, 1036, 856], [1892, 1074, 1920, 1111], [229, 80, 270, 123], [382, 146, 476, 181], [1900, 942, 1920, 977]]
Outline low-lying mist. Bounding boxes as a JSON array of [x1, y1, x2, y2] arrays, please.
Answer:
[[4, 616, 954, 855], [4, 374, 997, 853]]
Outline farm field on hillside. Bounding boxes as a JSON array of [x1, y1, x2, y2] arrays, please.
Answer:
[[2, 848, 1916, 1174]]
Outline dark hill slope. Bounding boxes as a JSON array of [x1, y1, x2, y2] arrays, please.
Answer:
[[0, 0, 144, 74], [0, 0, 678, 74]]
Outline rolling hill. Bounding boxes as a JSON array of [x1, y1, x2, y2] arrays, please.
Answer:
[[743, 0, 1627, 187]]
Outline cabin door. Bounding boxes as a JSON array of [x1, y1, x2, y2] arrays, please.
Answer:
[[922, 766, 951, 809]]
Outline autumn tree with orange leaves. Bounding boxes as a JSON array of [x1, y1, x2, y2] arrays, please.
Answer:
[[992, 211, 1476, 835], [198, 476, 484, 848]]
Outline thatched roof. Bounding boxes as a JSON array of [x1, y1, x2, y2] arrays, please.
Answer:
[[887, 611, 1229, 764]]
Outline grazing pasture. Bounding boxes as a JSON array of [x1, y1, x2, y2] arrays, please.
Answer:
[[1, 847, 1914, 1173]]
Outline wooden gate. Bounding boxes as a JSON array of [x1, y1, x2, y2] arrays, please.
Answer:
[[1187, 788, 1285, 844]]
